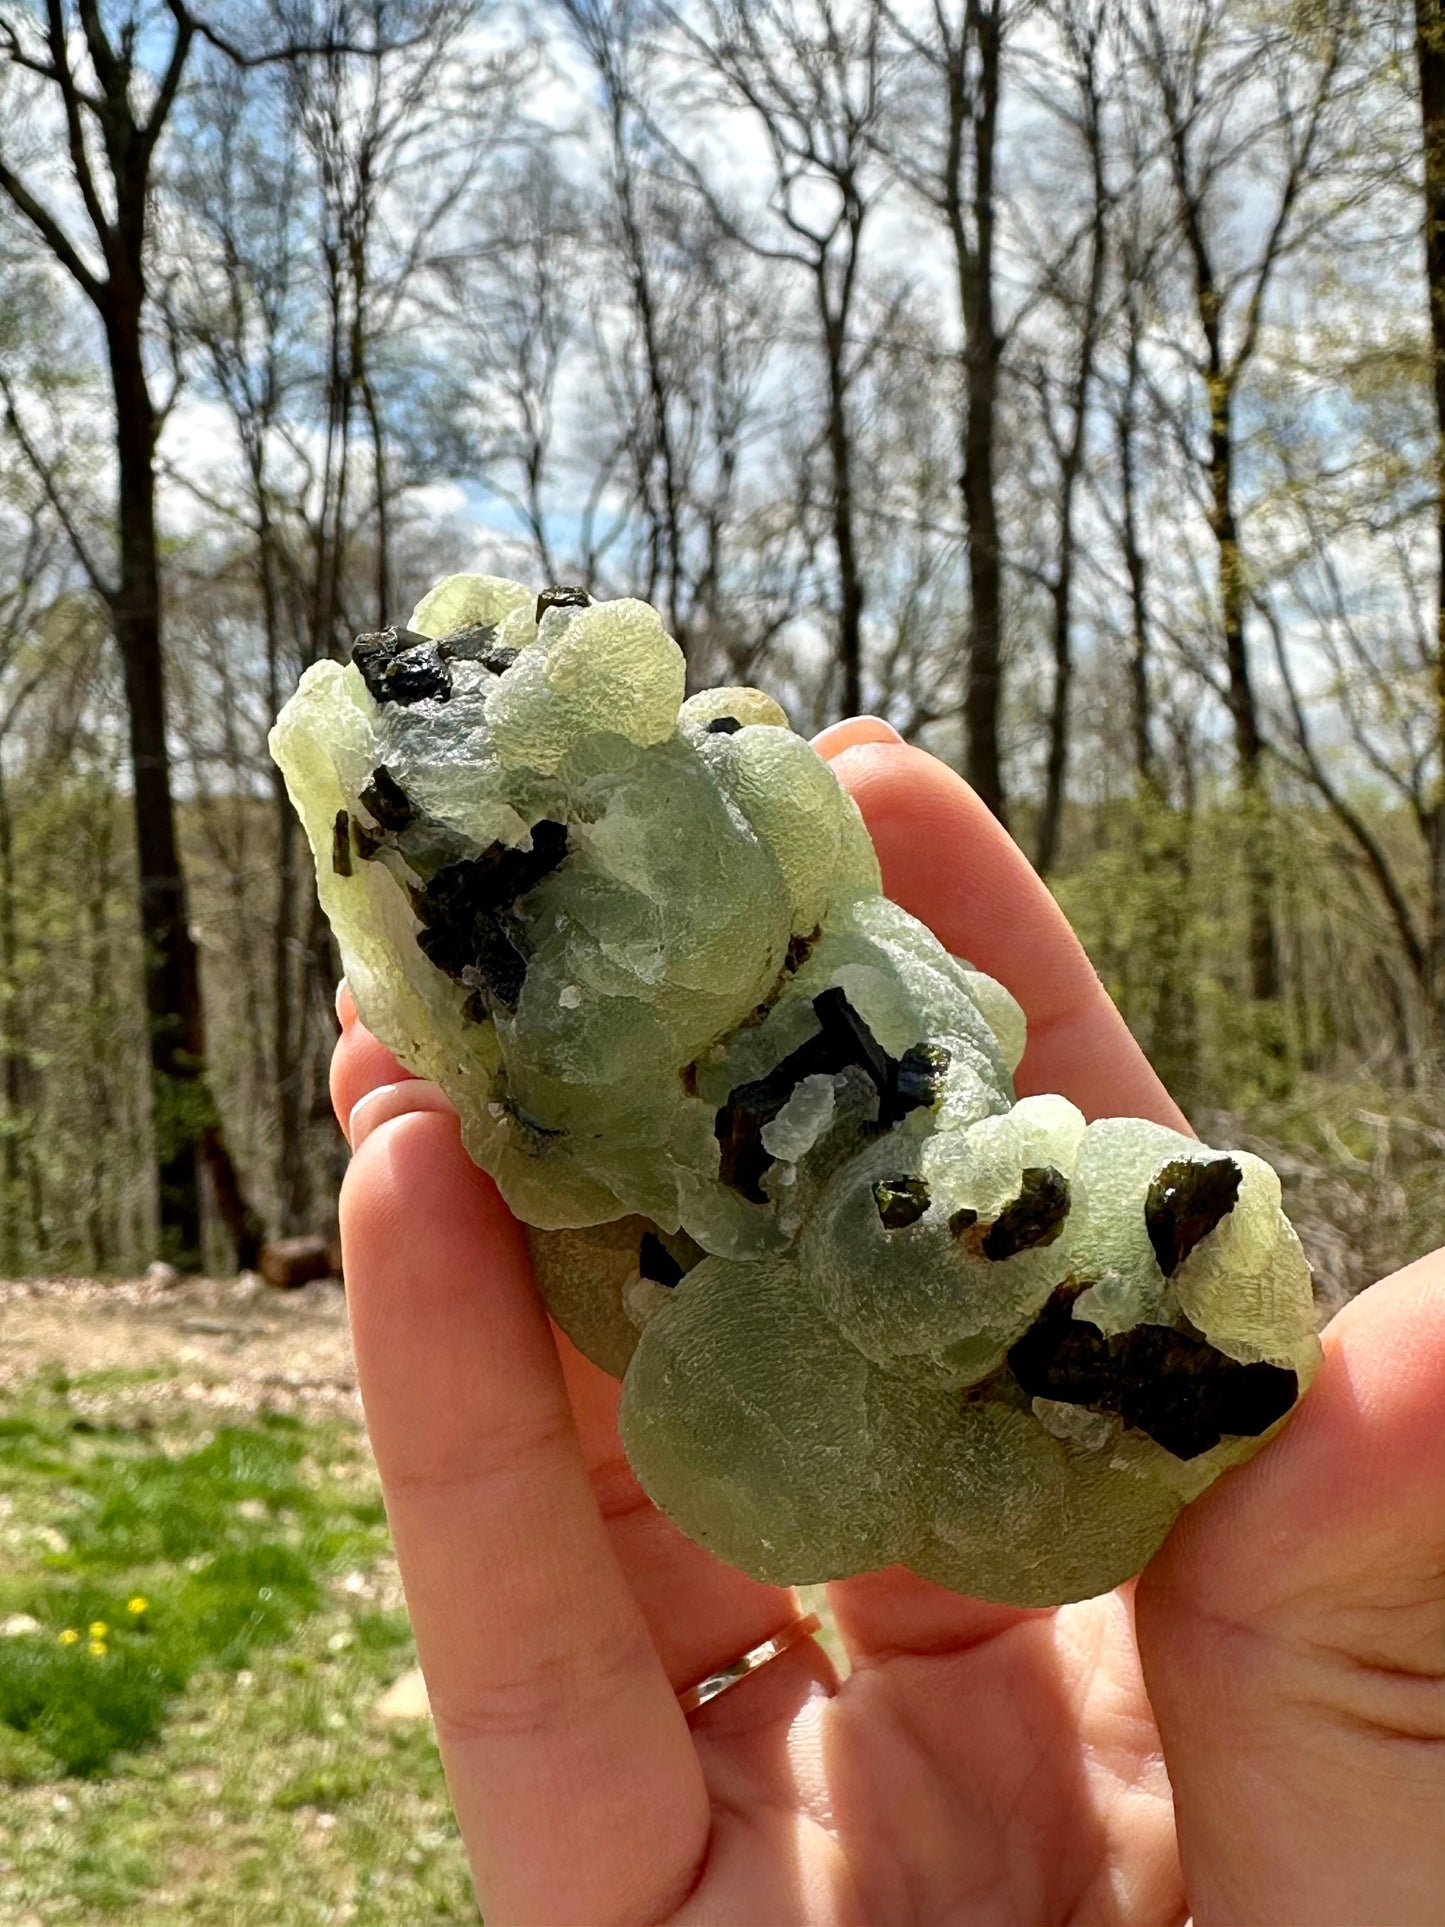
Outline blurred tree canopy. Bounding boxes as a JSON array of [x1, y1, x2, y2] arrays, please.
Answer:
[[0, 0, 1441, 1278]]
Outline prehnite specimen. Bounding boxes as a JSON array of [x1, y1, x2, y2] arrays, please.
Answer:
[[271, 576, 1321, 1606]]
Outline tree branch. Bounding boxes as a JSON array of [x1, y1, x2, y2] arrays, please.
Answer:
[[1259, 591, 1428, 990], [0, 154, 104, 303], [46, 0, 116, 255], [0, 373, 117, 602]]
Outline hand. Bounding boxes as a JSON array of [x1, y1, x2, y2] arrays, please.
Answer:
[[330, 726, 1445, 1926]]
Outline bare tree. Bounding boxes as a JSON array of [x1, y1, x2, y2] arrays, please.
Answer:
[[663, 0, 892, 715], [1129, 0, 1355, 1013], [1020, 0, 1110, 875], [880, 0, 1023, 818], [431, 144, 586, 582], [556, 0, 699, 640], [0, 2, 268, 1266], [0, 494, 63, 1271], [168, 1, 495, 1235]]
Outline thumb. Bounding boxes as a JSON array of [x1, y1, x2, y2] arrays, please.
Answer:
[[1137, 1251, 1445, 1926]]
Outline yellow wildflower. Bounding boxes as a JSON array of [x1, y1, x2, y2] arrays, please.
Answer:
[[89, 1639, 108, 1657], [89, 1620, 108, 1639], [127, 1596, 148, 1615], [57, 1628, 80, 1646]]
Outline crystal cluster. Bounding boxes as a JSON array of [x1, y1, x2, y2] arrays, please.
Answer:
[[271, 576, 1320, 1605]]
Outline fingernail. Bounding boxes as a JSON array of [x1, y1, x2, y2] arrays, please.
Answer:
[[812, 716, 906, 760], [348, 1080, 454, 1153], [335, 979, 356, 1029]]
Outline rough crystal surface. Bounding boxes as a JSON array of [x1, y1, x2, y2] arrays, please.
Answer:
[[271, 576, 1321, 1605]]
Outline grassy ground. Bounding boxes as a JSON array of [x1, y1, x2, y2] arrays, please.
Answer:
[[3, 1077, 1439, 1926], [0, 1330, 475, 1926]]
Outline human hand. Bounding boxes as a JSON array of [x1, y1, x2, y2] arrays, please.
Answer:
[[330, 726, 1445, 1925]]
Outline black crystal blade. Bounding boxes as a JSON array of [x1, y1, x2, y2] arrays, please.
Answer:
[[981, 1166, 1071, 1260], [331, 810, 352, 877], [358, 765, 415, 833], [352, 626, 452, 707], [1146, 1156, 1242, 1276], [713, 988, 942, 1204], [536, 585, 591, 620], [873, 1175, 931, 1230], [1008, 1284, 1119, 1412], [1117, 1324, 1299, 1459], [895, 1042, 951, 1112], [409, 821, 569, 1016], [433, 620, 520, 675], [1007, 1283, 1300, 1460], [435, 621, 496, 657]]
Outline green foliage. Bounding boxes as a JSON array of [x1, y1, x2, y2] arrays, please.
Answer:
[[0, 1389, 379, 1778], [0, 1366, 473, 1923]]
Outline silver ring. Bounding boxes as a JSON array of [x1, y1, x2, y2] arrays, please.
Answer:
[[676, 1611, 822, 1714]]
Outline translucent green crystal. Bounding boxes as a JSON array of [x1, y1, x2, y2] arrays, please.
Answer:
[[271, 576, 1321, 1606]]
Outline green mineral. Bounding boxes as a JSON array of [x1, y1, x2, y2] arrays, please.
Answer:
[[271, 576, 1320, 1606]]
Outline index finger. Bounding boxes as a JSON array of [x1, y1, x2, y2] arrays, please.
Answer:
[[823, 738, 1188, 1134], [341, 1111, 709, 1923]]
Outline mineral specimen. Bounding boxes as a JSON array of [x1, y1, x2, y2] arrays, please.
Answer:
[[270, 576, 1321, 1606]]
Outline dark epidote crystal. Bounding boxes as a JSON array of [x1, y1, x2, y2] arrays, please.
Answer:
[[1117, 1323, 1299, 1461], [873, 1175, 931, 1230], [1007, 1283, 1299, 1460], [895, 1043, 952, 1113], [785, 931, 816, 972], [331, 809, 352, 878], [359, 766, 415, 833], [352, 627, 453, 707], [408, 820, 569, 1017], [706, 715, 743, 735], [1146, 1156, 1242, 1276], [981, 1166, 1071, 1260], [536, 585, 592, 621], [432, 621, 520, 675], [714, 987, 939, 1203]]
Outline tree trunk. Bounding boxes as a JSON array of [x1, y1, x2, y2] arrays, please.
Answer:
[[1119, 308, 1155, 792], [0, 4, 262, 1267], [1037, 37, 1108, 875], [1207, 370, 1281, 1008], [252, 452, 311, 1237], [960, 348, 1004, 816], [1036, 564, 1072, 876], [955, 1, 1005, 820], [0, 761, 23, 1274], [1145, 724, 1201, 1108], [107, 306, 203, 1266], [823, 298, 866, 717], [107, 305, 260, 1270], [1416, 0, 1445, 1028]]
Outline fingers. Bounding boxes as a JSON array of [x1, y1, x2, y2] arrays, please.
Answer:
[[341, 1107, 709, 1923], [820, 739, 1188, 1133], [349, 1078, 453, 1149], [549, 1334, 834, 1723], [1138, 1251, 1445, 1925], [330, 987, 412, 1130], [334, 1017, 825, 1745]]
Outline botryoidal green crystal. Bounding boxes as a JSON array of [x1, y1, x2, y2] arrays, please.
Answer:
[[270, 576, 1321, 1606]]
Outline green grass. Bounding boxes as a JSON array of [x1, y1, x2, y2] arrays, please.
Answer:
[[0, 1366, 475, 1924]]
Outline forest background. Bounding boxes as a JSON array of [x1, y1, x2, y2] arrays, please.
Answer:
[[0, 0, 1442, 1298]]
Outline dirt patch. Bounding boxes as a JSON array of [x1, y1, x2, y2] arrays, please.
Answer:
[[0, 1275, 359, 1422]]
